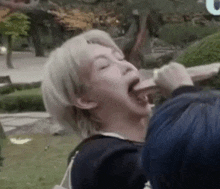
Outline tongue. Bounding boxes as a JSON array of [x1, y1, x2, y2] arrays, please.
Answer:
[[133, 78, 157, 91], [132, 74, 159, 97], [130, 70, 159, 103]]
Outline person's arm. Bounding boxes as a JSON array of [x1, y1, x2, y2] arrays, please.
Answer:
[[142, 63, 220, 188], [143, 90, 220, 189], [154, 62, 195, 98], [171, 85, 201, 97]]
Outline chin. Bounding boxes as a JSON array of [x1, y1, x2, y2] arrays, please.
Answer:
[[141, 107, 153, 118], [131, 107, 152, 118]]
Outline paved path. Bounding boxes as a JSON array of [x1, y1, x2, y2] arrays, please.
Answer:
[[0, 112, 67, 136], [0, 52, 48, 83], [0, 52, 65, 136]]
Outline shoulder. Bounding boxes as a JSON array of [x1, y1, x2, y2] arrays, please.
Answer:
[[71, 136, 146, 189], [74, 136, 143, 167]]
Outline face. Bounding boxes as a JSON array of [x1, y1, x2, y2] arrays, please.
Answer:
[[79, 44, 152, 118]]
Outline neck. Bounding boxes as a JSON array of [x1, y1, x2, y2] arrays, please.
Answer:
[[100, 113, 149, 142]]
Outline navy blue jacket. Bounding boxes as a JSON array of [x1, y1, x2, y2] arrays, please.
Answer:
[[70, 135, 147, 189], [142, 87, 220, 189]]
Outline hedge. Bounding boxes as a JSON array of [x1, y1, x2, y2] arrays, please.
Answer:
[[0, 82, 41, 95], [176, 31, 220, 90], [0, 88, 45, 113], [159, 23, 220, 47]]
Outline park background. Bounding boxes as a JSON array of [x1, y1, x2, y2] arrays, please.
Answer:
[[1, 0, 220, 188]]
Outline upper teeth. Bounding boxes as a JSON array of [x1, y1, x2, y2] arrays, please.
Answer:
[[129, 79, 140, 93], [130, 91, 148, 103]]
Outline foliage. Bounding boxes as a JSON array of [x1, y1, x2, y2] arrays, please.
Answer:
[[0, 82, 41, 95], [159, 23, 220, 47], [0, 84, 15, 95], [13, 82, 41, 90], [49, 7, 123, 31], [176, 32, 220, 66], [50, 8, 95, 31], [0, 8, 11, 22], [176, 32, 220, 89], [0, 88, 45, 112], [0, 11, 30, 38], [126, 0, 207, 14], [166, 0, 207, 14], [0, 134, 80, 189]]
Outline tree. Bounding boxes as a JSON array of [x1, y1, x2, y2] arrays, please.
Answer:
[[121, 0, 166, 68], [121, 0, 213, 68], [0, 122, 5, 172], [0, 11, 30, 68], [0, 0, 50, 57]]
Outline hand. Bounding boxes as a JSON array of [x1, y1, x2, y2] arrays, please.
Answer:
[[154, 62, 194, 97]]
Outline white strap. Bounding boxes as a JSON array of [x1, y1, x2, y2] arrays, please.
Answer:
[[99, 132, 125, 140], [60, 151, 79, 188]]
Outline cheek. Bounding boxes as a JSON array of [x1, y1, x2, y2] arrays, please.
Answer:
[[89, 82, 123, 103], [100, 72, 123, 90]]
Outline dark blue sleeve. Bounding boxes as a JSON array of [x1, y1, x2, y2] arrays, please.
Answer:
[[171, 85, 201, 97], [141, 90, 220, 188]]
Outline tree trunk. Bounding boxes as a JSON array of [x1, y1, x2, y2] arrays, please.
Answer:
[[6, 35, 14, 69], [140, 14, 152, 55], [30, 21, 45, 57], [0, 122, 6, 140], [50, 20, 64, 48], [129, 13, 150, 69], [0, 34, 3, 45], [0, 122, 5, 168]]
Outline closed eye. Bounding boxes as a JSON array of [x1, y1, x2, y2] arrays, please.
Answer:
[[117, 58, 125, 61], [99, 64, 109, 70]]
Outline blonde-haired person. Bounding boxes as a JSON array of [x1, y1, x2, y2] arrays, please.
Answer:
[[42, 30, 195, 189], [42, 29, 151, 189]]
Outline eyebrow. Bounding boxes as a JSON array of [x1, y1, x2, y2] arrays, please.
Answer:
[[93, 49, 123, 61], [94, 54, 109, 60]]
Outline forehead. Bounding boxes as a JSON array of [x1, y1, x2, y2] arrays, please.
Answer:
[[78, 44, 113, 81], [79, 44, 117, 71], [85, 44, 113, 60]]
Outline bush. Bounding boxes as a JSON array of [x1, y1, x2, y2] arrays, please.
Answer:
[[0, 84, 15, 95], [0, 82, 41, 95], [0, 88, 45, 112], [176, 32, 220, 90], [176, 32, 220, 66], [159, 23, 220, 47], [13, 37, 30, 51]]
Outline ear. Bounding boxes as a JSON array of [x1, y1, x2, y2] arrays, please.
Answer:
[[75, 96, 98, 110]]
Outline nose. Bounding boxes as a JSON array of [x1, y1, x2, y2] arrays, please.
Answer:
[[120, 61, 138, 75]]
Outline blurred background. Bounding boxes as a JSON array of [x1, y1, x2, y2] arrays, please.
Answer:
[[1, 0, 220, 188]]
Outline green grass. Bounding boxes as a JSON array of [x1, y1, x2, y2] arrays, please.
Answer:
[[0, 134, 80, 189], [8, 88, 42, 96]]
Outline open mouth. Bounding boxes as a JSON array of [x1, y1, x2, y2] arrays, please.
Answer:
[[128, 78, 149, 104], [128, 78, 140, 93]]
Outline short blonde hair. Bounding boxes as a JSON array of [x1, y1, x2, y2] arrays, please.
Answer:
[[41, 29, 123, 139]]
